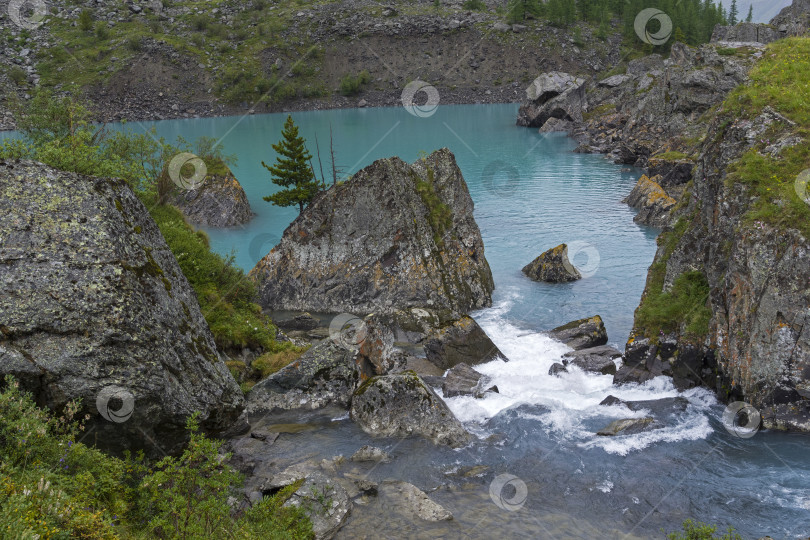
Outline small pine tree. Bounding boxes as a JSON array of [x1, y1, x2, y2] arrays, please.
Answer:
[[745, 4, 753, 22], [262, 115, 322, 214]]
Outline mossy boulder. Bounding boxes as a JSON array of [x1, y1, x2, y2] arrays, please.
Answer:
[[170, 167, 253, 227], [0, 160, 245, 455], [522, 244, 581, 283], [350, 372, 471, 447]]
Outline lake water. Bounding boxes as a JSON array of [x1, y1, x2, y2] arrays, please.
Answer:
[[9, 104, 809, 538]]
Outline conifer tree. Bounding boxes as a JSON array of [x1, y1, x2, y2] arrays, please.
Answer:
[[745, 4, 753, 22], [729, 0, 738, 24], [262, 115, 322, 214]]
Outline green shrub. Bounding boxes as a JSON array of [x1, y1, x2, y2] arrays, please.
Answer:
[[78, 8, 93, 32], [94, 21, 110, 41], [635, 270, 711, 340], [339, 70, 370, 96], [8, 66, 27, 85], [461, 0, 485, 10], [666, 519, 743, 540], [190, 13, 209, 31]]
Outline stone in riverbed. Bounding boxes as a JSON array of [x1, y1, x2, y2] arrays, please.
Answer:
[[548, 362, 568, 376], [522, 244, 581, 283], [0, 160, 245, 456], [596, 417, 660, 436], [169, 166, 253, 227], [380, 481, 452, 521], [424, 316, 506, 369], [548, 315, 608, 350], [350, 372, 471, 448], [249, 148, 494, 316], [274, 470, 351, 540], [562, 345, 622, 375], [351, 445, 392, 463], [441, 362, 495, 398]]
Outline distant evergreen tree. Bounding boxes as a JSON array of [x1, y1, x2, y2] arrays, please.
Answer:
[[506, 0, 542, 23], [728, 0, 738, 24], [745, 4, 753, 22], [262, 115, 322, 214]]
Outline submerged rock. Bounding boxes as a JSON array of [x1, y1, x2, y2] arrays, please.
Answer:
[[281, 471, 351, 540], [0, 160, 245, 455], [522, 243, 581, 283], [380, 481, 452, 522], [548, 315, 608, 350], [517, 71, 587, 128], [441, 362, 495, 398], [423, 315, 506, 369], [596, 417, 660, 436], [548, 362, 568, 376], [563, 345, 621, 375], [170, 167, 253, 227], [350, 372, 471, 447], [351, 445, 392, 463], [250, 148, 494, 316]]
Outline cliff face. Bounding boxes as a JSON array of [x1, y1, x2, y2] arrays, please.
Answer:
[[620, 38, 810, 430], [250, 148, 494, 316], [0, 160, 245, 454]]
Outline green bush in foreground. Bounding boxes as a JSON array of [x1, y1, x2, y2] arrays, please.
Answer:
[[666, 519, 743, 540], [0, 377, 313, 539]]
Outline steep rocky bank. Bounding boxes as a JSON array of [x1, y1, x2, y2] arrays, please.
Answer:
[[0, 160, 246, 454]]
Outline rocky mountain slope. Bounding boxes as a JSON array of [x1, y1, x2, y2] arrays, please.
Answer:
[[0, 160, 246, 454]]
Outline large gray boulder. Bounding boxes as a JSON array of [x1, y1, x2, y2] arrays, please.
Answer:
[[247, 314, 395, 413], [522, 243, 581, 283], [0, 160, 245, 455], [441, 362, 496, 398], [423, 315, 506, 369], [350, 372, 471, 447], [548, 315, 608, 350], [170, 166, 253, 227], [517, 71, 587, 128], [562, 345, 621, 375], [250, 148, 494, 316]]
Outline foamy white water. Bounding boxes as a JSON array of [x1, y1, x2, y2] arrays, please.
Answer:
[[442, 293, 717, 455]]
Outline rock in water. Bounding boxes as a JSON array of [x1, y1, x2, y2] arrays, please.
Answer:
[[596, 417, 659, 436], [0, 160, 245, 455], [622, 174, 677, 228], [350, 372, 471, 447], [522, 243, 581, 283], [380, 481, 453, 521], [170, 167, 253, 227], [247, 314, 395, 413], [423, 315, 506, 369], [249, 148, 494, 315], [442, 362, 492, 398], [548, 315, 608, 350], [517, 71, 587, 128], [562, 345, 622, 375]]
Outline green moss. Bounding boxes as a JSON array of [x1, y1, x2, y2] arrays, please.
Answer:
[[636, 268, 711, 341], [413, 168, 454, 247]]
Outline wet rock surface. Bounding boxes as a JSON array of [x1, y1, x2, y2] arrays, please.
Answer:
[[548, 315, 608, 351], [596, 417, 660, 436], [350, 372, 472, 448], [563, 345, 622, 376], [522, 243, 581, 283], [423, 316, 506, 370], [0, 160, 245, 455], [169, 170, 253, 227], [441, 363, 496, 398]]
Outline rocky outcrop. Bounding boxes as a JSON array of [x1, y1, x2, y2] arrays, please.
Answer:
[[441, 363, 496, 398], [246, 314, 395, 413], [623, 174, 678, 228], [548, 315, 608, 350], [562, 345, 621, 376], [619, 47, 810, 428], [522, 244, 581, 283], [710, 22, 786, 44], [170, 168, 252, 227], [423, 316, 506, 369], [250, 148, 494, 316], [769, 0, 810, 36], [350, 372, 471, 447], [517, 71, 587, 129], [0, 160, 245, 455]]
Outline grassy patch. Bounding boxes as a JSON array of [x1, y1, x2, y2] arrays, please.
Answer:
[[253, 349, 307, 378], [652, 151, 692, 161], [413, 168, 453, 247], [722, 37, 810, 238], [339, 70, 371, 96]]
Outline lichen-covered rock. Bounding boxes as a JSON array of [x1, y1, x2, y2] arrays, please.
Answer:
[[246, 314, 394, 413], [522, 244, 581, 283], [249, 148, 494, 316], [623, 174, 677, 228], [170, 169, 252, 227], [279, 471, 351, 540], [0, 160, 245, 455], [423, 316, 506, 369], [548, 315, 608, 350], [350, 372, 471, 447], [517, 72, 587, 128]]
